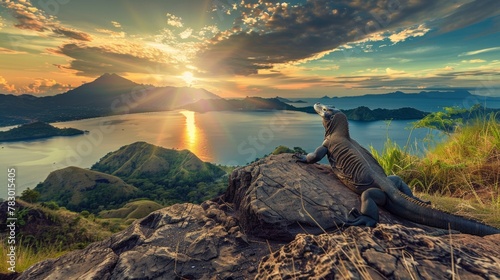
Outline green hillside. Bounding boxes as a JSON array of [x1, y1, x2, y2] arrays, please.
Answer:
[[99, 200, 163, 220], [34, 166, 139, 213], [0, 200, 114, 251], [91, 141, 225, 181], [91, 142, 228, 204]]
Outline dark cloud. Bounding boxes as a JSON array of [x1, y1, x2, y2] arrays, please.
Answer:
[[3, 1, 48, 32], [52, 27, 93, 41], [51, 43, 182, 77], [197, 0, 496, 76], [2, 1, 92, 41]]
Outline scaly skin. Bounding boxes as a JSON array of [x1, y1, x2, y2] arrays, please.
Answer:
[[294, 103, 500, 236]]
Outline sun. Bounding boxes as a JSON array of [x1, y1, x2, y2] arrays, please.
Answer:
[[181, 71, 195, 86]]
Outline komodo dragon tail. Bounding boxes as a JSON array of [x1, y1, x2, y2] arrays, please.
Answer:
[[386, 191, 500, 236]]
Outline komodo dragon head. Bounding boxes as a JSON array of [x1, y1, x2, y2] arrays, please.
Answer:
[[313, 103, 349, 138]]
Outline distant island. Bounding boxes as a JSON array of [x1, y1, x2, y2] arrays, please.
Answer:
[[0, 122, 85, 142], [182, 97, 429, 121], [275, 96, 307, 103]]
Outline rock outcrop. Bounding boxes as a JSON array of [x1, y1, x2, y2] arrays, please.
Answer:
[[257, 225, 500, 279], [224, 154, 428, 240], [13, 154, 500, 279]]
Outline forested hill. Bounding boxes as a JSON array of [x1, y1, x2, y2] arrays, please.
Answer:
[[0, 122, 84, 142], [34, 142, 228, 212], [91, 141, 226, 183]]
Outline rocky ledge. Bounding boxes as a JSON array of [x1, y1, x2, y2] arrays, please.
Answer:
[[13, 154, 500, 279]]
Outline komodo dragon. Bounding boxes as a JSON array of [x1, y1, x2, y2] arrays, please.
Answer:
[[294, 102, 500, 236]]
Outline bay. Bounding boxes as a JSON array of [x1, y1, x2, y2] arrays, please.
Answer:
[[0, 110, 439, 198]]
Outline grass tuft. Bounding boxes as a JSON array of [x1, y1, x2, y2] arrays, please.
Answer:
[[371, 112, 500, 228], [0, 238, 68, 273]]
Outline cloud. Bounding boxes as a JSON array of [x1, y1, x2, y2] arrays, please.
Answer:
[[257, 59, 500, 94], [179, 28, 193, 39], [95, 28, 126, 38], [388, 24, 430, 44], [0, 76, 16, 92], [198, 0, 492, 76], [0, 16, 4, 30], [111, 21, 122, 28], [53, 26, 93, 41], [3, 0, 48, 32], [459, 47, 500, 57], [166, 13, 183, 28], [0, 76, 72, 95], [461, 59, 486, 64], [385, 68, 406, 76], [0, 47, 27, 55], [432, 0, 500, 33], [330, 66, 500, 91], [22, 78, 72, 95], [1, 0, 92, 41], [49, 42, 186, 77]]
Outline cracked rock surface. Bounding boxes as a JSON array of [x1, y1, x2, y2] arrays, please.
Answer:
[[257, 225, 500, 279], [14, 154, 500, 279]]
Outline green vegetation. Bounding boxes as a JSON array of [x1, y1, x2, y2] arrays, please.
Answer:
[[371, 108, 500, 228], [90, 142, 229, 206], [34, 142, 232, 213], [272, 145, 307, 155], [0, 239, 68, 273], [20, 188, 40, 203], [413, 104, 500, 133], [6, 108, 499, 274], [1, 142, 235, 274], [0, 122, 84, 142], [34, 167, 140, 213], [0, 200, 116, 273]]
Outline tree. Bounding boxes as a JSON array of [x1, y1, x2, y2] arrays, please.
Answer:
[[412, 106, 467, 133], [21, 188, 41, 203]]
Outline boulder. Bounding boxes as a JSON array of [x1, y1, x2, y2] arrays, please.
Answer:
[[224, 154, 429, 240], [16, 202, 270, 280], [13, 154, 500, 279]]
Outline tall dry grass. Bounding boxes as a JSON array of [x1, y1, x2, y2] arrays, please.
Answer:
[[371, 112, 500, 227]]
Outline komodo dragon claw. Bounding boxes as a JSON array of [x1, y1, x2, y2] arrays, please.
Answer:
[[292, 153, 307, 163], [343, 215, 378, 227]]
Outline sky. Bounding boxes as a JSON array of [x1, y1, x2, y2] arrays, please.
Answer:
[[0, 0, 499, 98]]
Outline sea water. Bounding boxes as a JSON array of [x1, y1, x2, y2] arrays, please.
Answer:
[[0, 110, 440, 198]]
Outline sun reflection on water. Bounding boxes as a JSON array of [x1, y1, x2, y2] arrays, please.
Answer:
[[181, 110, 196, 145], [180, 110, 212, 162]]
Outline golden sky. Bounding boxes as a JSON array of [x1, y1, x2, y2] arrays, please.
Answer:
[[0, 0, 499, 98]]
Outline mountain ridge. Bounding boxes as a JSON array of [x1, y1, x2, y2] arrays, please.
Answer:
[[2, 73, 497, 127], [0, 73, 221, 127]]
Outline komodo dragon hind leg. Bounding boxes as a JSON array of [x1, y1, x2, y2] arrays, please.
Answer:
[[388, 175, 431, 205], [343, 188, 386, 227]]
